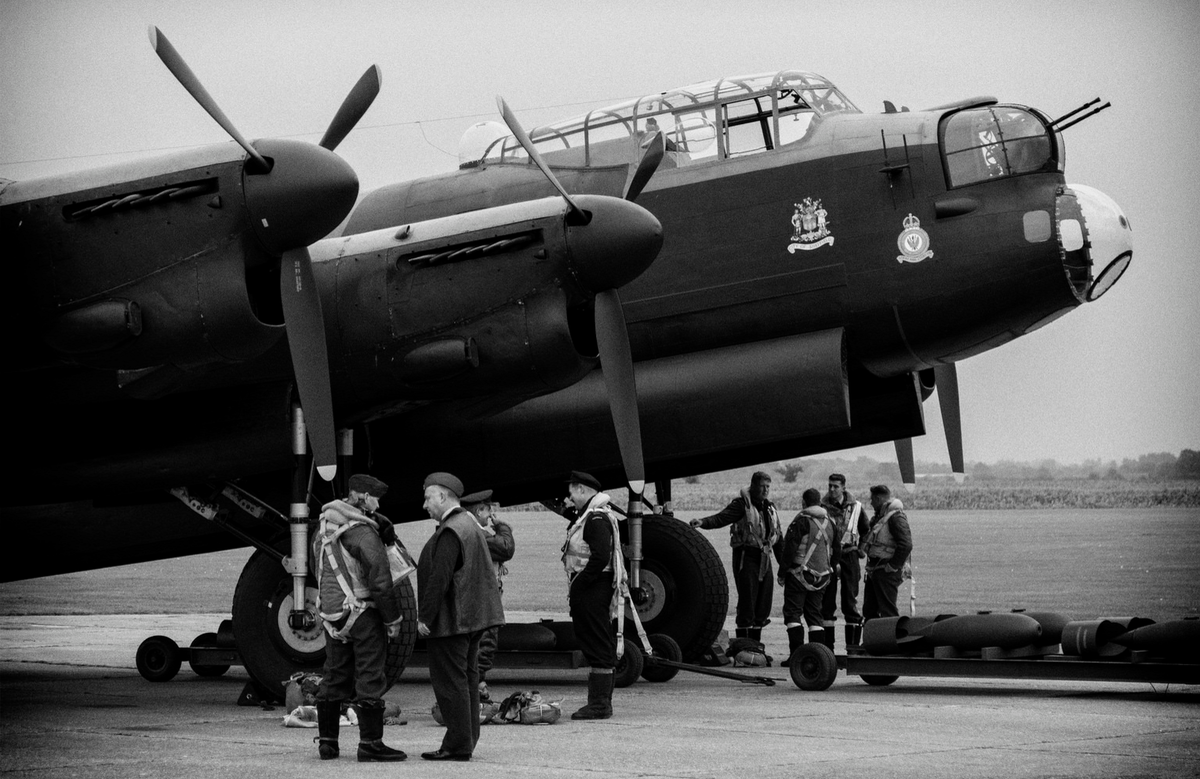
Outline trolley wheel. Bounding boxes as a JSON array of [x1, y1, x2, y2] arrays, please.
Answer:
[[860, 674, 899, 687], [136, 635, 182, 682], [188, 632, 230, 677], [788, 642, 838, 691], [640, 633, 682, 683], [613, 638, 644, 688]]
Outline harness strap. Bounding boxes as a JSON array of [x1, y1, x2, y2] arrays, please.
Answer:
[[317, 519, 374, 640]]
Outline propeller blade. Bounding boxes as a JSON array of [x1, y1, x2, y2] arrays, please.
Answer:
[[280, 247, 337, 481], [319, 64, 382, 151], [934, 363, 966, 482], [624, 131, 665, 202], [147, 26, 270, 173], [496, 96, 588, 223], [894, 438, 915, 492], [595, 289, 645, 494]]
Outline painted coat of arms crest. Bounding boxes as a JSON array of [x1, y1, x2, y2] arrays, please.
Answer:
[[787, 197, 834, 253]]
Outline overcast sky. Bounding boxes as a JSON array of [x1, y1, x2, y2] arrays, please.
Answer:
[[3, 0, 1197, 467]]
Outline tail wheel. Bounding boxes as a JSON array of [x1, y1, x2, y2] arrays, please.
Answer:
[[136, 635, 182, 682], [860, 674, 899, 687], [640, 632, 682, 683], [627, 515, 728, 662], [613, 638, 644, 688], [232, 539, 418, 699], [788, 643, 838, 691]]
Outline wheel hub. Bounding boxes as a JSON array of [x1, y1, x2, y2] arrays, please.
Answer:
[[634, 569, 666, 622], [275, 586, 325, 656]]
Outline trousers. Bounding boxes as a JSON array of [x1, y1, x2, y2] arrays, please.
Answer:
[[732, 546, 774, 628], [427, 630, 484, 755], [317, 608, 387, 705]]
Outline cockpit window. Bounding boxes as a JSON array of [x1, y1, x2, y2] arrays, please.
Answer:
[[474, 70, 859, 170], [941, 106, 1055, 188]]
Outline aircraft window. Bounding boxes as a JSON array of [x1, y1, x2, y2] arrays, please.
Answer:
[[723, 97, 772, 156], [941, 106, 1053, 188]]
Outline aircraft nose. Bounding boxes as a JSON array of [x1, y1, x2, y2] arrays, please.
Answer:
[[565, 195, 664, 293], [243, 138, 360, 256], [1067, 183, 1133, 302]]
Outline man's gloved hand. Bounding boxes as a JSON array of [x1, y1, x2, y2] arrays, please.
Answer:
[[375, 513, 397, 546]]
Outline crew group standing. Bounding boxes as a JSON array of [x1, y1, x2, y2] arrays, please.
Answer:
[[690, 471, 782, 642], [417, 472, 505, 761], [861, 484, 914, 621]]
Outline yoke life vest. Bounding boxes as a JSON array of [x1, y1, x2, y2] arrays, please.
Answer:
[[827, 497, 863, 548], [728, 488, 781, 552], [787, 506, 835, 591], [861, 501, 903, 565], [313, 504, 379, 641]]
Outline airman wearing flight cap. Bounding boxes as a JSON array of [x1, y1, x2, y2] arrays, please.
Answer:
[[562, 471, 625, 720], [416, 472, 504, 761], [310, 473, 407, 762], [860, 485, 913, 621]]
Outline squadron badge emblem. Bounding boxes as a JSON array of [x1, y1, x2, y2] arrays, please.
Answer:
[[896, 213, 933, 263], [787, 198, 834, 253]]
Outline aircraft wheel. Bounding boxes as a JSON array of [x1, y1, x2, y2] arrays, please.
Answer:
[[640, 633, 682, 683], [188, 632, 229, 677], [613, 638, 644, 688], [860, 674, 899, 687], [788, 643, 838, 691], [136, 635, 182, 682], [232, 539, 418, 699], [629, 516, 728, 662]]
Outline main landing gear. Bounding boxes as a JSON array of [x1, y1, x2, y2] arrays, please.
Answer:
[[141, 416, 418, 699]]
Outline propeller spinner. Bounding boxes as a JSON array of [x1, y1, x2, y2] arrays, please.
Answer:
[[150, 27, 380, 480]]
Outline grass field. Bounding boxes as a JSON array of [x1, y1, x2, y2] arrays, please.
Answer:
[[3, 508, 1197, 623]]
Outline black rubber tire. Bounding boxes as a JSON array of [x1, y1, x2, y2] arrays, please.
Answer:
[[188, 631, 229, 677], [860, 674, 900, 687], [612, 638, 644, 688], [640, 633, 682, 683], [627, 516, 728, 663], [136, 635, 182, 682], [788, 642, 838, 691], [231, 538, 418, 699]]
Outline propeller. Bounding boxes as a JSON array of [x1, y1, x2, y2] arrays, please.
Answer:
[[319, 65, 382, 152], [894, 437, 916, 493], [894, 364, 966, 491], [624, 131, 665, 202], [150, 27, 380, 481], [496, 97, 661, 496], [934, 364, 966, 483], [148, 26, 270, 173]]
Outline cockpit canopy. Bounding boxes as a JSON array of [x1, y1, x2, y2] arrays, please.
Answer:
[[940, 105, 1060, 189], [467, 70, 860, 170]]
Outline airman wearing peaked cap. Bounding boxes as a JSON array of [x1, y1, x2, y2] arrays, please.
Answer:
[[423, 472, 464, 498]]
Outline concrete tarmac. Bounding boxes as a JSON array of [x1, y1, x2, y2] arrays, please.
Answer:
[[2, 613, 1198, 778]]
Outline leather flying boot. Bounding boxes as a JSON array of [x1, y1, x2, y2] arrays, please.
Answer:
[[315, 700, 342, 760], [784, 625, 805, 667], [845, 622, 863, 649], [356, 703, 407, 762], [807, 626, 825, 653], [822, 620, 837, 653], [571, 671, 614, 720], [747, 626, 762, 643]]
